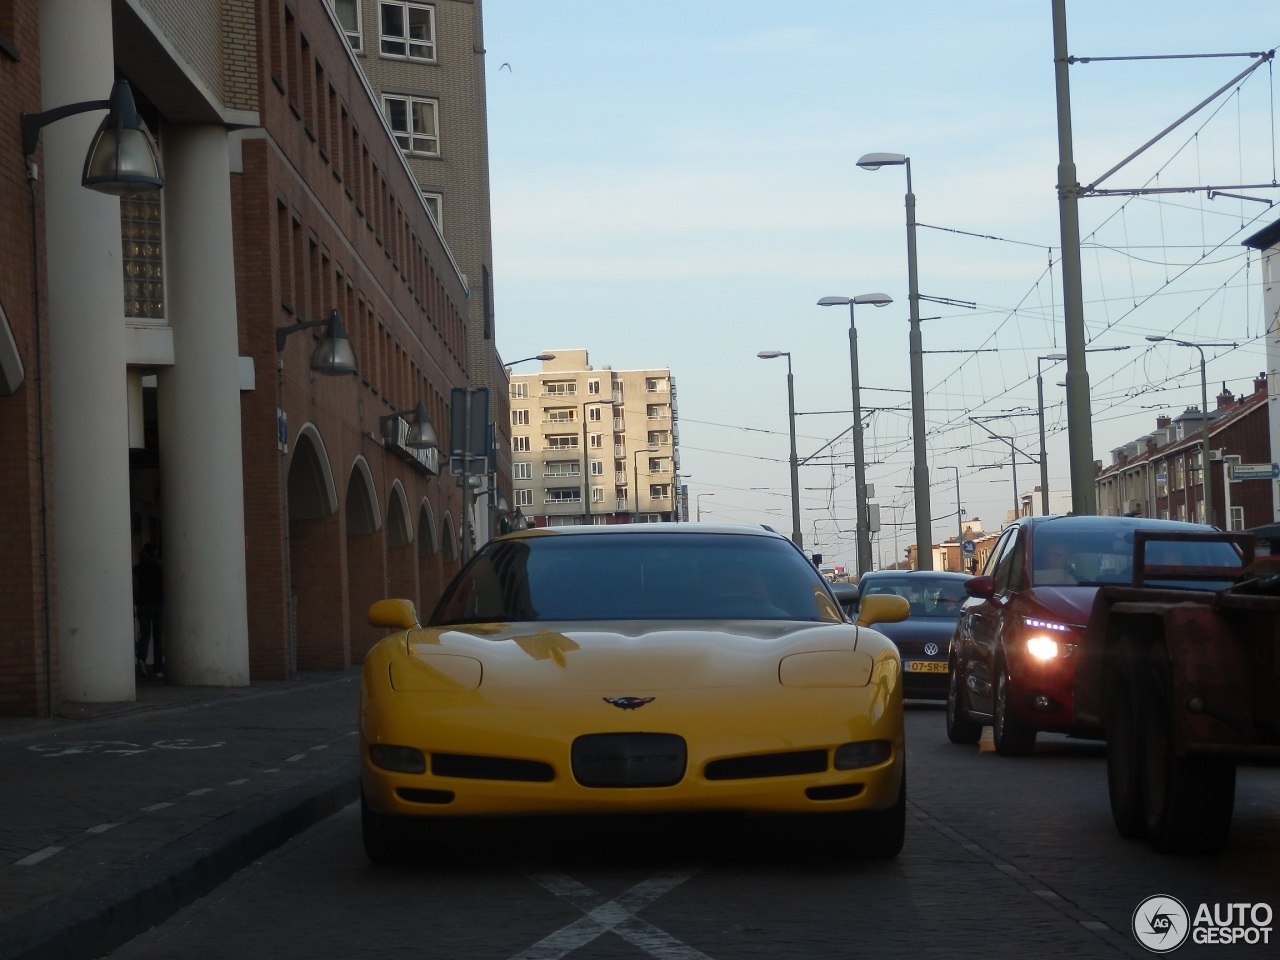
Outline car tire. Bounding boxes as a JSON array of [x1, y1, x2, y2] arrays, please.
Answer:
[[993, 662, 1036, 757], [859, 766, 907, 859], [1142, 641, 1236, 855], [945, 662, 982, 744], [361, 791, 412, 865], [1105, 636, 1147, 839]]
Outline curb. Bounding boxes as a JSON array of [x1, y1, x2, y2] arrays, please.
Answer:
[[0, 767, 359, 960]]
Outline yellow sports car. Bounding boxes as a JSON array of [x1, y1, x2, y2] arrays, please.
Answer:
[[360, 523, 909, 862]]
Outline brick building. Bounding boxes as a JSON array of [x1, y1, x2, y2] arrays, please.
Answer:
[[1, 0, 483, 715]]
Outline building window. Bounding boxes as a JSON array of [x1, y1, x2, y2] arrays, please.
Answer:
[[379, 1, 435, 60], [512, 409, 529, 426], [546, 435, 578, 450], [422, 191, 442, 228], [544, 381, 577, 397], [1229, 505, 1244, 531], [512, 436, 530, 452], [547, 488, 582, 504], [328, 0, 361, 49], [589, 434, 603, 449], [649, 484, 671, 500], [546, 409, 575, 423], [510, 382, 528, 399], [590, 460, 604, 476], [588, 406, 604, 422], [592, 487, 605, 503], [646, 404, 668, 420], [545, 461, 580, 478], [647, 430, 670, 446], [587, 379, 600, 395], [513, 462, 532, 480], [645, 377, 666, 393], [382, 95, 439, 155], [122, 195, 165, 320], [515, 488, 533, 507]]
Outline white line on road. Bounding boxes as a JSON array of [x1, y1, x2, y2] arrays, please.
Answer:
[[188, 788, 215, 796], [226, 778, 249, 785], [85, 823, 121, 834], [285, 753, 307, 762], [15, 846, 64, 866], [513, 868, 710, 960], [142, 802, 174, 812]]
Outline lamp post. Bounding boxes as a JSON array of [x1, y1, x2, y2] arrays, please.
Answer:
[[756, 351, 803, 549], [1145, 336, 1238, 526], [579, 397, 617, 524], [696, 492, 715, 521], [937, 465, 963, 564], [632, 445, 659, 520], [1036, 354, 1067, 516], [857, 153, 933, 569], [504, 352, 556, 367], [817, 293, 892, 573]]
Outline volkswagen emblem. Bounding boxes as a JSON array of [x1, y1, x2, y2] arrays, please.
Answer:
[[603, 696, 654, 710], [924, 642, 939, 656]]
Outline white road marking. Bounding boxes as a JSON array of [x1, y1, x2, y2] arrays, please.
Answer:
[[1081, 920, 1110, 932], [15, 846, 64, 866], [142, 802, 174, 812], [188, 788, 215, 796], [285, 753, 307, 762], [514, 868, 710, 960], [310, 744, 329, 751], [226, 778, 249, 785], [85, 823, 120, 834]]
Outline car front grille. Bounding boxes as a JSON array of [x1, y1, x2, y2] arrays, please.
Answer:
[[571, 733, 687, 787], [431, 752, 556, 782], [703, 749, 829, 781]]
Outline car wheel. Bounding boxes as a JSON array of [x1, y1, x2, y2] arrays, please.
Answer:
[[945, 662, 982, 744], [859, 766, 907, 859], [361, 791, 412, 865], [1142, 641, 1236, 854], [1105, 636, 1146, 839], [993, 663, 1036, 757]]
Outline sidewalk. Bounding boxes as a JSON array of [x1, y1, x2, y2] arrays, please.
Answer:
[[0, 669, 362, 960]]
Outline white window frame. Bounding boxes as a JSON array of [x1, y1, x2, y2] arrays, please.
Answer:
[[589, 434, 603, 449], [379, 1, 436, 61], [329, 0, 363, 50], [515, 488, 533, 507], [422, 191, 442, 228], [590, 459, 604, 476], [512, 436, 530, 452], [510, 382, 528, 399], [592, 486, 605, 503], [512, 409, 529, 426], [587, 379, 601, 395], [513, 462, 532, 480], [382, 94, 439, 156]]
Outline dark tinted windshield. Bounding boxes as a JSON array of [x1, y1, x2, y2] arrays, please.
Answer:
[[431, 532, 842, 624], [857, 576, 968, 618], [1032, 525, 1243, 587]]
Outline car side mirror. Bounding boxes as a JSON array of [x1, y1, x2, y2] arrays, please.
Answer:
[[368, 598, 420, 630], [964, 576, 995, 599], [855, 593, 910, 627]]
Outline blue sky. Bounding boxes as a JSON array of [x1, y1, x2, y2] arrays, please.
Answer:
[[482, 1, 1280, 571]]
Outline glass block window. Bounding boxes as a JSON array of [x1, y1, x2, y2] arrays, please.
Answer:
[[122, 195, 165, 320]]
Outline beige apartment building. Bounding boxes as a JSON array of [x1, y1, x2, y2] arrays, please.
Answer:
[[508, 351, 682, 526]]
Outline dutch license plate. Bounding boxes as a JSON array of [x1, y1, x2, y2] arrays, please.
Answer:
[[907, 661, 948, 674]]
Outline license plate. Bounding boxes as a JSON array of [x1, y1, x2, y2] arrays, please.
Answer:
[[907, 661, 948, 674]]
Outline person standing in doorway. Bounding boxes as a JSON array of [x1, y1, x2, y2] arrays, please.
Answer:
[[133, 542, 164, 678]]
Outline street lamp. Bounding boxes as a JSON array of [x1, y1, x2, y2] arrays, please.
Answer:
[[579, 397, 618, 524], [757, 350, 803, 549], [857, 152, 933, 569], [378, 400, 439, 449], [275, 308, 359, 376], [504, 352, 556, 367], [632, 445, 659, 520], [696, 492, 715, 521], [937, 464, 963, 559], [1145, 336, 1238, 527], [817, 293, 892, 574]]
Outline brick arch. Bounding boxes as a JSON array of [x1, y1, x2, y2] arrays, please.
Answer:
[[386, 480, 416, 610], [418, 498, 443, 610], [287, 424, 347, 670], [347, 456, 384, 662]]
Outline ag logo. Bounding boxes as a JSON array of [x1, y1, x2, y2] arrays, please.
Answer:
[[1133, 895, 1190, 953]]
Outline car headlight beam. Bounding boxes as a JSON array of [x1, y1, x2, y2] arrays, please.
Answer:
[[1026, 636, 1060, 660]]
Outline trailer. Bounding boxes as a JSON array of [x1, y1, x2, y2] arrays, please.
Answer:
[[1073, 529, 1280, 854]]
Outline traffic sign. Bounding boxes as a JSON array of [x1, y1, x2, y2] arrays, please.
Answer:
[[1231, 463, 1279, 480], [962, 539, 976, 555]]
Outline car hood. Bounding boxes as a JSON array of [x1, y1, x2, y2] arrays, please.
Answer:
[[1020, 586, 1099, 626], [872, 618, 956, 651], [393, 620, 896, 691]]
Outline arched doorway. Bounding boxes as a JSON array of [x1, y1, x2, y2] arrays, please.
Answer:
[[385, 480, 416, 609], [418, 498, 442, 612], [287, 424, 345, 671], [345, 456, 383, 663]]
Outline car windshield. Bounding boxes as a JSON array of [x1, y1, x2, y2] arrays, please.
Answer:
[[1031, 527, 1244, 587], [431, 532, 843, 625], [858, 576, 968, 618]]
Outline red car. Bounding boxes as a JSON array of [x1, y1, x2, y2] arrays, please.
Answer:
[[945, 515, 1244, 755]]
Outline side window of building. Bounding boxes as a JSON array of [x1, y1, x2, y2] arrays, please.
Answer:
[[379, 1, 435, 60], [382, 95, 439, 156]]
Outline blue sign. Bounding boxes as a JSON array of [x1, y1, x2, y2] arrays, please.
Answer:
[[962, 539, 976, 555], [1232, 463, 1280, 480]]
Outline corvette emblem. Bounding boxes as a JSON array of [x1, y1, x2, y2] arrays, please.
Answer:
[[924, 643, 939, 656], [603, 696, 654, 710]]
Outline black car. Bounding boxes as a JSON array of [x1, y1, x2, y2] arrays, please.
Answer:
[[844, 571, 972, 700]]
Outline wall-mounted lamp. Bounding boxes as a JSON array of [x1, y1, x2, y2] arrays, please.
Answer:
[[379, 400, 439, 449], [21, 79, 163, 196], [275, 308, 358, 376]]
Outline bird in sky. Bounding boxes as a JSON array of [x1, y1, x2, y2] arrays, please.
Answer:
[[499, 62, 512, 71]]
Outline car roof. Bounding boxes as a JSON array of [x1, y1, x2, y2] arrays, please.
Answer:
[[858, 570, 972, 581], [1014, 515, 1218, 533], [500, 522, 789, 541]]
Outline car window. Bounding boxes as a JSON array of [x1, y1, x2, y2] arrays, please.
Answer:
[[431, 533, 843, 624], [991, 528, 1022, 593], [857, 577, 967, 617], [981, 528, 1014, 578], [1030, 527, 1243, 587]]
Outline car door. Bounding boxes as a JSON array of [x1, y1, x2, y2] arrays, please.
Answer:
[[962, 526, 1022, 716]]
